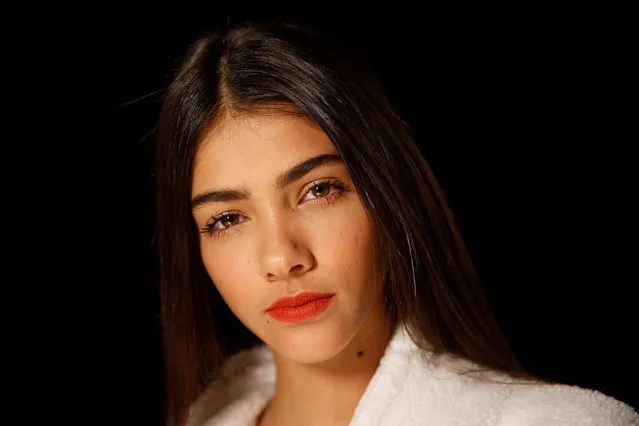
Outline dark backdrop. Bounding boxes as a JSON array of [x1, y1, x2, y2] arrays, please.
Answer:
[[32, 2, 634, 425]]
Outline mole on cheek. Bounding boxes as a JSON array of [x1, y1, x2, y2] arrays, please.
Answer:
[[356, 350, 364, 358]]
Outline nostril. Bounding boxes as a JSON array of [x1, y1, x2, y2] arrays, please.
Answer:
[[290, 264, 305, 274]]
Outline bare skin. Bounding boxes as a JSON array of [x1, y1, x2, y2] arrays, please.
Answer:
[[191, 108, 394, 426]]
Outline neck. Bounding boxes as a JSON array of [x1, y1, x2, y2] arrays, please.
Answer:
[[260, 310, 396, 426]]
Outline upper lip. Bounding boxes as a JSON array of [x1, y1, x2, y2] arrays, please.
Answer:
[[266, 292, 335, 311]]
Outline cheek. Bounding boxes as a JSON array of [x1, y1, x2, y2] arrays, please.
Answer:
[[200, 241, 257, 317], [320, 204, 378, 285]]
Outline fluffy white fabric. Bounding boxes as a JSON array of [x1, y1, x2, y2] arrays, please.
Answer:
[[186, 326, 638, 425]]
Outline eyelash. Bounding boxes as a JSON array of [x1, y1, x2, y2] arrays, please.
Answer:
[[199, 178, 348, 238]]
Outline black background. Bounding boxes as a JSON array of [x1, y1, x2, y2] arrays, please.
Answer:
[[20, 2, 635, 424]]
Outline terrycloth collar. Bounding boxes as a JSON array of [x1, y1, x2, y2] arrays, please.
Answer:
[[186, 325, 420, 426], [347, 326, 424, 426], [185, 326, 639, 425]]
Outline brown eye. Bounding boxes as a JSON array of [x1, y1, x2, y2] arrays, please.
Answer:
[[310, 182, 330, 198], [301, 179, 347, 204], [220, 214, 240, 228], [200, 212, 244, 237]]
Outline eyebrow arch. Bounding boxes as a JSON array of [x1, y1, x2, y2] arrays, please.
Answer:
[[191, 153, 344, 210]]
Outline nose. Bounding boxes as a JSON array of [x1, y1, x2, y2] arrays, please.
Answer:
[[258, 215, 314, 282]]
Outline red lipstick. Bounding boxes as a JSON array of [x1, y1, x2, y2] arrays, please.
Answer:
[[265, 292, 336, 323]]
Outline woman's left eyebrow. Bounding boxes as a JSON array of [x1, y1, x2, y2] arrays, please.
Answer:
[[191, 153, 343, 210]]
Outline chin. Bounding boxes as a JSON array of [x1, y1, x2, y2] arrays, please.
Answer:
[[266, 315, 363, 365]]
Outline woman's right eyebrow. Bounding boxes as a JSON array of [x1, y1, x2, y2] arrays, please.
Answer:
[[191, 153, 343, 210]]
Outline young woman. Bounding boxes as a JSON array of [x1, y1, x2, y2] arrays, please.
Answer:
[[155, 20, 637, 426]]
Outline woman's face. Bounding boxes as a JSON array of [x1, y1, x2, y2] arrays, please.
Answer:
[[191, 110, 385, 364]]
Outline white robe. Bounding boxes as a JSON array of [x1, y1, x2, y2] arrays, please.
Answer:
[[186, 326, 638, 425]]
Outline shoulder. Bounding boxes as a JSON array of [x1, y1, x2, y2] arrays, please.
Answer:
[[499, 382, 638, 425], [185, 344, 276, 426], [401, 357, 638, 425], [374, 329, 637, 425]]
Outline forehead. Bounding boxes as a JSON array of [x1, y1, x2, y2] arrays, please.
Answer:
[[193, 110, 337, 189]]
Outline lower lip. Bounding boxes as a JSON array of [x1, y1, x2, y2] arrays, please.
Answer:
[[266, 295, 336, 323]]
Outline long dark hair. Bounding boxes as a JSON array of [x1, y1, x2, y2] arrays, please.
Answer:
[[155, 20, 548, 426]]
